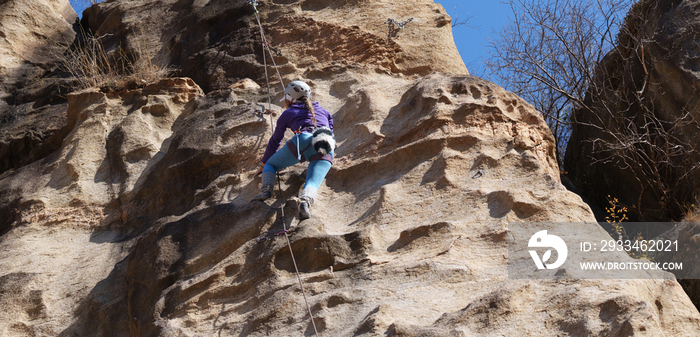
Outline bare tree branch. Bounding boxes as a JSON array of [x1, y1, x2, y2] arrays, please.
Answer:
[[486, 0, 700, 220], [451, 5, 474, 28], [485, 0, 632, 169]]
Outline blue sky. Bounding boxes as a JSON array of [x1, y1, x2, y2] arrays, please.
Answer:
[[69, 1, 509, 79], [69, 1, 91, 16], [435, 1, 511, 78]]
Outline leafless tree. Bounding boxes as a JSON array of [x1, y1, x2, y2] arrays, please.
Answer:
[[486, 0, 700, 220], [583, 2, 700, 220], [485, 0, 634, 168]]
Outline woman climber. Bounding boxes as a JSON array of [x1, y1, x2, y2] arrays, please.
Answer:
[[251, 80, 335, 220]]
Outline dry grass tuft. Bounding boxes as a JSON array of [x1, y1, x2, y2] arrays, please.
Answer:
[[682, 197, 700, 222], [59, 26, 172, 92]]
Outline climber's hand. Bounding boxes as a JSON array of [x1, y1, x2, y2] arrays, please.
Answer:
[[255, 163, 264, 175]]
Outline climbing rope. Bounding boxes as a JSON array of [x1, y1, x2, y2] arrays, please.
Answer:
[[277, 176, 320, 336], [249, 0, 285, 102], [249, 1, 320, 335]]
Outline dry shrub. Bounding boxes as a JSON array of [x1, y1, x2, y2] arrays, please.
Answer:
[[127, 27, 172, 85], [61, 31, 120, 89], [60, 26, 172, 91], [683, 197, 700, 223]]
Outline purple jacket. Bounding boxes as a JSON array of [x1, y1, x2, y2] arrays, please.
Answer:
[[262, 101, 334, 163]]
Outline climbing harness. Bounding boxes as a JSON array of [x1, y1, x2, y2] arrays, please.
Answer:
[[293, 129, 303, 161], [249, 2, 320, 336], [287, 127, 334, 164]]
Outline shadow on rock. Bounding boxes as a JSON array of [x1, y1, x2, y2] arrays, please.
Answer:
[[60, 202, 276, 337]]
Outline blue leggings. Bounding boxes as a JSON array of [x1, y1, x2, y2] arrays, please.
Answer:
[[263, 132, 333, 191]]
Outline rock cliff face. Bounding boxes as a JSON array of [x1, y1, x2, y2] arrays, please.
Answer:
[[0, 0, 77, 175], [81, 0, 467, 93], [1, 0, 700, 336], [565, 0, 700, 221]]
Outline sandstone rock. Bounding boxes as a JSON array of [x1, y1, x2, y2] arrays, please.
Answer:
[[231, 78, 261, 90], [81, 0, 467, 93], [649, 222, 700, 309], [3, 67, 699, 335], [0, 0, 77, 174], [1, 0, 699, 336], [0, 78, 203, 234], [0, 0, 76, 95], [0, 78, 203, 336]]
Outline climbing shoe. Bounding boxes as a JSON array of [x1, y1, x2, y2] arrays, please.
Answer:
[[251, 188, 272, 202], [251, 172, 275, 202], [298, 199, 311, 220]]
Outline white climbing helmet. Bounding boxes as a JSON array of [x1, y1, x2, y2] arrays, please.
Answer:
[[283, 80, 311, 102]]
